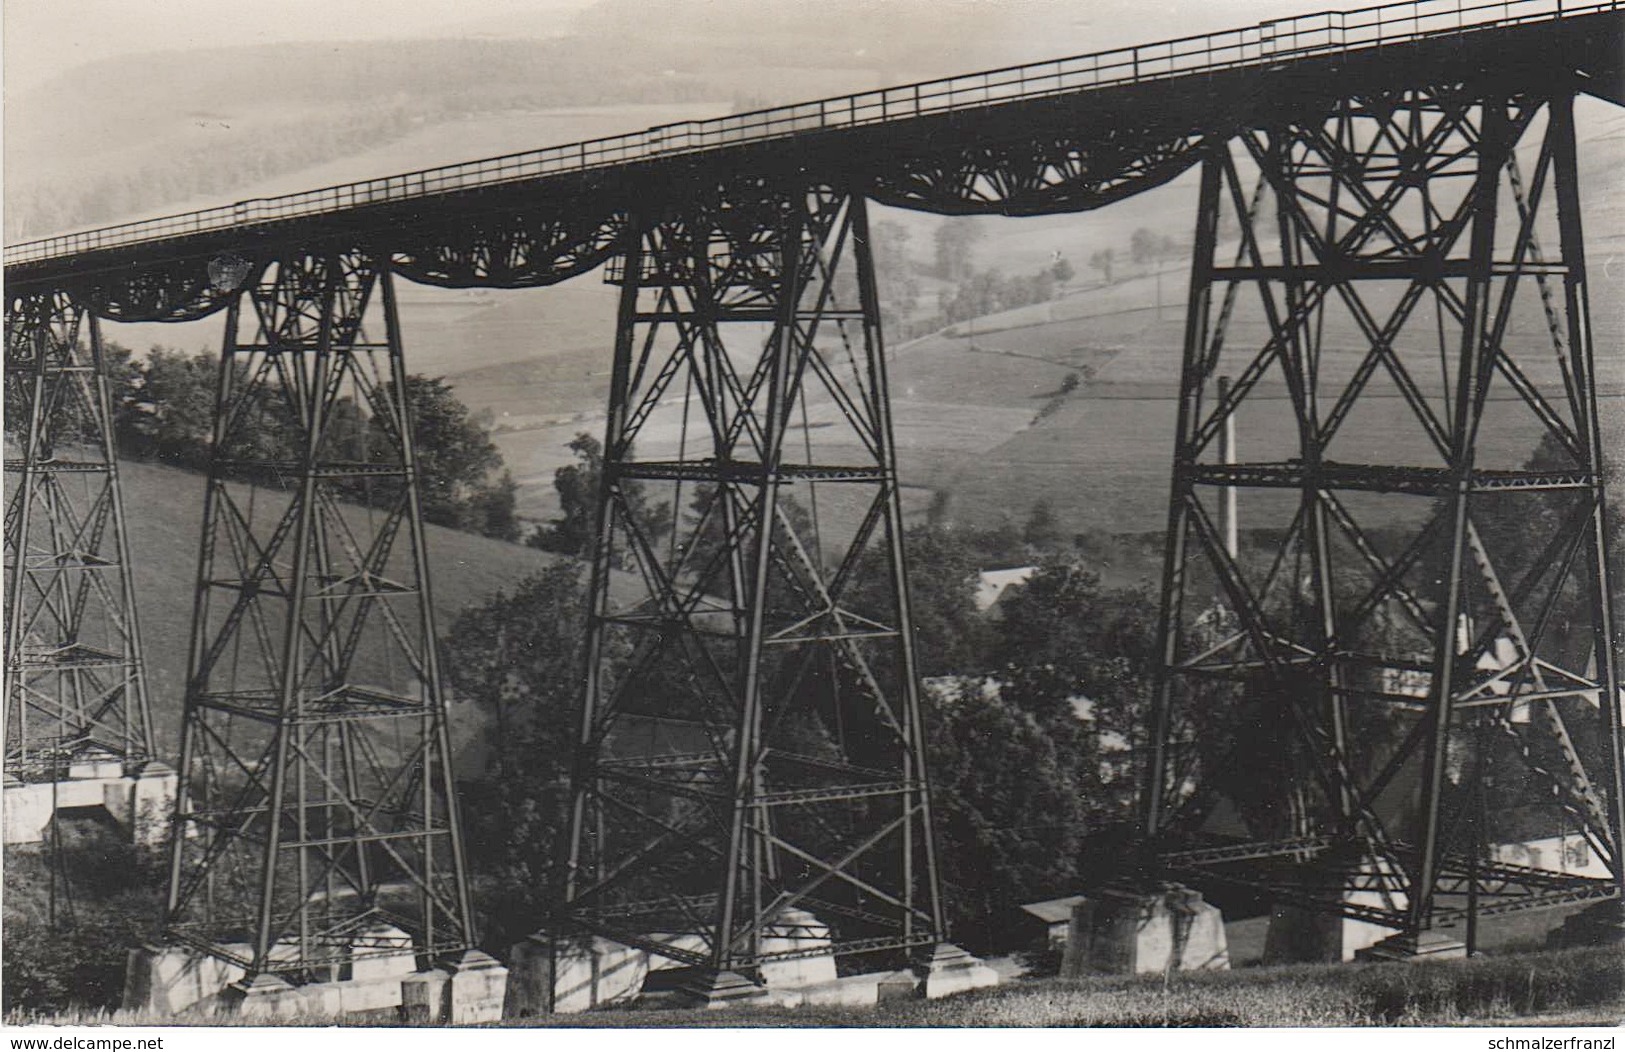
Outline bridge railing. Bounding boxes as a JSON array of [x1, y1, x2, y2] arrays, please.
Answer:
[[5, 0, 1613, 269]]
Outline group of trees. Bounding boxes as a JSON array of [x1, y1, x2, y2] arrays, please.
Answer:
[[447, 484, 1174, 952], [30, 343, 523, 541], [448, 418, 1624, 955], [927, 218, 1078, 329]]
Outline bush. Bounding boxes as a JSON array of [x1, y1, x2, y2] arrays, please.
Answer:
[[1, 841, 166, 1018]]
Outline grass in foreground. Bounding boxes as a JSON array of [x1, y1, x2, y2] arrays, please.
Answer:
[[9, 945, 1622, 1028], [533, 946, 1625, 1028]]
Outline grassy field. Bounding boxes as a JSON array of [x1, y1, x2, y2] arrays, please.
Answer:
[[105, 457, 576, 759]]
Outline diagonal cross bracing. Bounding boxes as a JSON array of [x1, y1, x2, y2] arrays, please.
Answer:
[[1146, 84, 1623, 943], [564, 185, 945, 983]]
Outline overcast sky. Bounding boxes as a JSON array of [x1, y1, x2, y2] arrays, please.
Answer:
[[4, 0, 1322, 94]]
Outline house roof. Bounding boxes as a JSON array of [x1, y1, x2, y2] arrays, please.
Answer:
[[973, 566, 1038, 613], [1018, 894, 1088, 925]]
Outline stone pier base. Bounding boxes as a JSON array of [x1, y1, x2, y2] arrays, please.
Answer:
[[1264, 857, 1409, 964], [916, 943, 1000, 998], [440, 950, 510, 1023], [123, 939, 506, 1022], [1354, 930, 1467, 963], [123, 943, 246, 1016], [759, 908, 837, 989], [1264, 904, 1396, 964], [676, 969, 768, 1009], [4, 757, 176, 846], [505, 933, 647, 1016], [1062, 884, 1229, 976]]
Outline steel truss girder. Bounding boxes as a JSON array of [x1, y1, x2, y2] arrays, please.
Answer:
[[4, 289, 155, 776], [562, 182, 946, 982], [162, 249, 477, 982], [1145, 84, 1625, 939], [1165, 836, 1617, 929], [391, 203, 624, 289], [868, 122, 1207, 216]]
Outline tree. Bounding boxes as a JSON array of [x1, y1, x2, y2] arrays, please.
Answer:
[[443, 563, 589, 946], [374, 375, 518, 540], [1023, 499, 1063, 549], [530, 433, 602, 555], [925, 678, 1090, 951], [992, 559, 1163, 822], [530, 432, 671, 557], [1050, 256, 1075, 286], [933, 218, 985, 282], [1130, 228, 1182, 317], [1130, 227, 1158, 271], [871, 219, 921, 330], [1088, 247, 1116, 286], [115, 347, 220, 470], [890, 524, 996, 677]]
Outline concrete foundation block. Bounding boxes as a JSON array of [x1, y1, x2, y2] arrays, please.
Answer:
[[875, 968, 922, 1002], [1064, 884, 1229, 976], [5, 760, 178, 848], [3, 779, 54, 845], [796, 972, 885, 1007], [223, 973, 303, 1019], [442, 949, 509, 1024], [346, 923, 418, 983], [335, 974, 407, 1014], [1264, 904, 1395, 964], [676, 969, 768, 1009], [1264, 858, 1408, 964], [295, 979, 345, 1018], [1354, 930, 1467, 963], [103, 762, 177, 847], [505, 932, 647, 1016], [68, 749, 124, 780], [759, 908, 837, 989], [916, 942, 1000, 999], [123, 940, 447, 1021], [123, 943, 246, 1016], [400, 968, 450, 1023]]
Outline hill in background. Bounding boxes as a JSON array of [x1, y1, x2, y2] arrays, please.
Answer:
[[110, 458, 571, 765], [13, 1, 1623, 557]]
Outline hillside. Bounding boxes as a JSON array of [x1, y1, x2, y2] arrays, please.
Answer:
[[110, 458, 576, 762]]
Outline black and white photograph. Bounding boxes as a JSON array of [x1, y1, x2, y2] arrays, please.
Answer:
[[2, 0, 1622, 1039]]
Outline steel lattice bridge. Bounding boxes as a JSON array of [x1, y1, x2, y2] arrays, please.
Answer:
[[5, 0, 1622, 998]]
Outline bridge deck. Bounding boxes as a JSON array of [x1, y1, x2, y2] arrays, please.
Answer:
[[5, 0, 1622, 285]]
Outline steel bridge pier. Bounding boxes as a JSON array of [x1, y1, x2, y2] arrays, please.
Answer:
[[559, 183, 954, 1000], [1144, 82, 1624, 956], [3, 289, 160, 840], [158, 252, 483, 994]]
